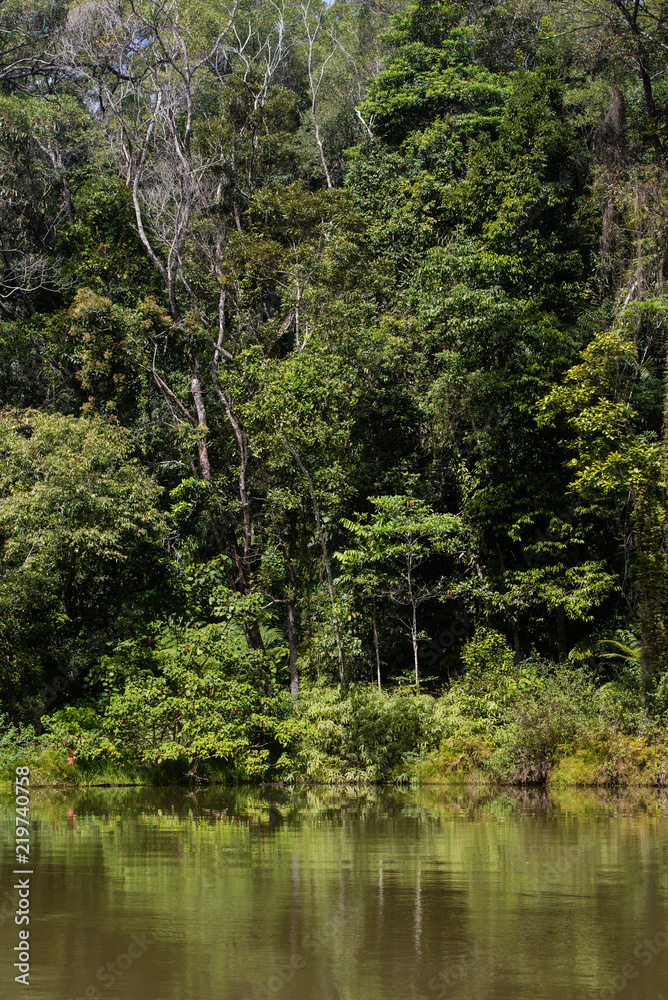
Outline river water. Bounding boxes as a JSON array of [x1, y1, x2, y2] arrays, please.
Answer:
[[1, 784, 668, 1000]]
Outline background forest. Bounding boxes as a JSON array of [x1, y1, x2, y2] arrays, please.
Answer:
[[3, 0, 668, 785]]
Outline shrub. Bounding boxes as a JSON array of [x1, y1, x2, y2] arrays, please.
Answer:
[[485, 667, 603, 782], [295, 684, 445, 782], [41, 619, 303, 783], [459, 628, 540, 719], [0, 712, 75, 785], [427, 647, 623, 785]]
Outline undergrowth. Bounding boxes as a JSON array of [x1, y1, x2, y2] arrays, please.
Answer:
[[3, 628, 668, 788]]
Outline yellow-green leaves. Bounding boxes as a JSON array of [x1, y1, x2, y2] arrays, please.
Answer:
[[0, 408, 165, 577]]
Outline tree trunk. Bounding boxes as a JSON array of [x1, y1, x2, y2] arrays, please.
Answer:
[[636, 43, 664, 163], [612, 0, 664, 164], [190, 353, 214, 484], [287, 599, 299, 698], [62, 175, 74, 224], [62, 546, 76, 618], [286, 441, 345, 686], [373, 595, 382, 692], [312, 107, 333, 189], [211, 362, 253, 589], [305, 15, 334, 188], [407, 555, 419, 688], [412, 599, 419, 689]]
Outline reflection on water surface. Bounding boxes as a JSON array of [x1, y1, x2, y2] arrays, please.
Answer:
[[1, 784, 668, 1000]]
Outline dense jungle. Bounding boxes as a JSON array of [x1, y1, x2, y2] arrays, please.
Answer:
[[2, 0, 668, 786]]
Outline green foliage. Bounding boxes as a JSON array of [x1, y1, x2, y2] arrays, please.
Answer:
[[541, 328, 668, 687], [432, 652, 637, 785], [486, 667, 604, 783], [3, 0, 668, 780], [359, 0, 506, 149], [294, 683, 445, 782], [65, 288, 171, 419], [43, 618, 301, 782], [0, 712, 74, 785], [56, 176, 165, 306], [0, 408, 166, 717], [338, 491, 464, 686], [460, 628, 525, 710], [0, 408, 164, 576]]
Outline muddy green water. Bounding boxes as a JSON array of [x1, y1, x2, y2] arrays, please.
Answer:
[[1, 785, 668, 1000]]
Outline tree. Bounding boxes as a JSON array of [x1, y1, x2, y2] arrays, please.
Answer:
[[60, 0, 298, 576], [348, 0, 509, 261], [546, 1, 668, 161], [0, 408, 166, 716], [338, 492, 463, 687], [349, 5, 599, 659], [46, 614, 300, 780], [0, 0, 65, 89], [540, 329, 668, 699], [248, 336, 362, 688]]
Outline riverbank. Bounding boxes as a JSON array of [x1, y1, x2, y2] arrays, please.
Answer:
[[2, 656, 668, 789]]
